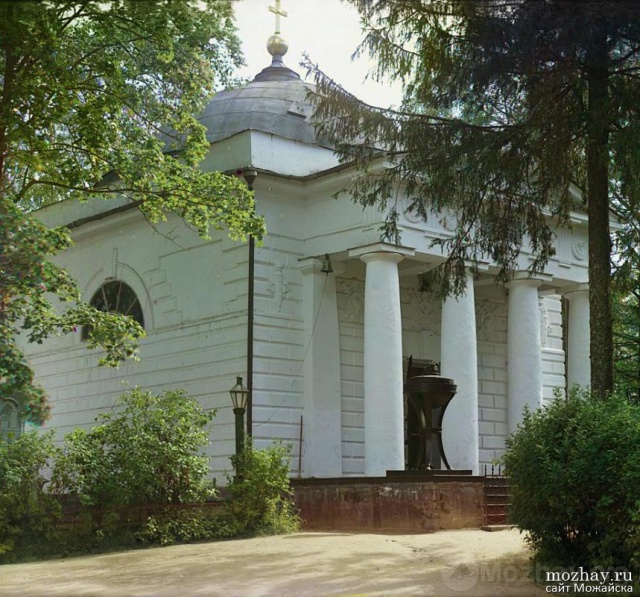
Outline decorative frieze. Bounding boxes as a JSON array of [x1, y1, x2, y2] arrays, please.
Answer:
[[401, 196, 424, 224], [401, 287, 441, 335], [266, 263, 289, 312], [475, 299, 507, 343], [336, 279, 365, 324], [556, 227, 588, 265], [572, 240, 587, 261], [539, 301, 550, 348]]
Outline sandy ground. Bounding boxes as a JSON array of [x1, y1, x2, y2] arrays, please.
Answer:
[[0, 528, 548, 597]]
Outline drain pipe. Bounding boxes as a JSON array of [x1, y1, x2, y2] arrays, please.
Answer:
[[242, 168, 258, 437]]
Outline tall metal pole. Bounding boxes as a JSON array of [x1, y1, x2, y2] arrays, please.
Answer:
[[242, 168, 257, 437], [247, 234, 254, 436]]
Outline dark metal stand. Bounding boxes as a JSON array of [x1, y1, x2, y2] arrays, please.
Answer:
[[405, 373, 457, 471]]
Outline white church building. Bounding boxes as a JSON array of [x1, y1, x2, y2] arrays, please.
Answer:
[[23, 28, 591, 483]]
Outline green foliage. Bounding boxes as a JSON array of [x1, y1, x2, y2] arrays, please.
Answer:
[[51, 388, 216, 508], [0, 432, 61, 561], [613, 285, 640, 402], [226, 441, 300, 535], [612, 231, 640, 401], [0, 391, 301, 562], [1, 203, 144, 424], [137, 508, 243, 547], [0, 1, 265, 421], [135, 441, 301, 546], [502, 389, 640, 571]]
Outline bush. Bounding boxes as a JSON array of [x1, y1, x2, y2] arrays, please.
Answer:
[[1, 391, 300, 562], [0, 431, 61, 562], [226, 441, 300, 535], [503, 389, 640, 571], [51, 388, 216, 508], [137, 507, 243, 546], [138, 441, 300, 545]]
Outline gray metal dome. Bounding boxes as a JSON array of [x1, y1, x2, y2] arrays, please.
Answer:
[[198, 75, 321, 146], [199, 80, 318, 144], [196, 11, 326, 148]]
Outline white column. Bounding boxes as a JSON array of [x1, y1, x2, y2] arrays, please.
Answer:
[[350, 244, 413, 476], [564, 284, 591, 390], [508, 276, 544, 433], [441, 271, 479, 474], [299, 257, 342, 477]]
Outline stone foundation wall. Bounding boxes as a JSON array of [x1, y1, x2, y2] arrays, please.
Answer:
[[292, 477, 484, 533]]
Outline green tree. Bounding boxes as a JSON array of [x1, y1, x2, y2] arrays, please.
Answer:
[[612, 262, 640, 402], [0, 1, 265, 422], [304, 0, 640, 396], [612, 286, 640, 401], [612, 187, 640, 400]]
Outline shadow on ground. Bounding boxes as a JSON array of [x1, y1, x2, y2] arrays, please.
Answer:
[[0, 529, 547, 596]]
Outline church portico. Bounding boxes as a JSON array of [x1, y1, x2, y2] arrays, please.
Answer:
[[331, 252, 572, 475]]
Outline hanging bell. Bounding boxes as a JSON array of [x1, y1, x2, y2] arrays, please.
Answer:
[[320, 253, 333, 274]]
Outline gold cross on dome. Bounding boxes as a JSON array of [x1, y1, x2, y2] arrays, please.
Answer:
[[269, 0, 287, 34]]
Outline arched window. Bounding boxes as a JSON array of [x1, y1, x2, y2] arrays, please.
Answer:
[[0, 398, 22, 442], [82, 280, 144, 340]]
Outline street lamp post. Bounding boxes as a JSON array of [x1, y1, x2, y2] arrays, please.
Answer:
[[229, 376, 249, 477]]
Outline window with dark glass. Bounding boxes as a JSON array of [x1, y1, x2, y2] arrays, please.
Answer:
[[82, 280, 144, 340]]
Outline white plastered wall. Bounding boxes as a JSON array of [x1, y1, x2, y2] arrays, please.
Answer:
[[25, 210, 256, 482]]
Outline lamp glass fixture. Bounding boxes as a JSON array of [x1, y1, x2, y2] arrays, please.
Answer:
[[229, 376, 249, 409], [242, 167, 258, 190]]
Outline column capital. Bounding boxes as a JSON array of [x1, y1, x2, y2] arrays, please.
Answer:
[[508, 271, 551, 289], [360, 251, 405, 265], [349, 242, 415, 261], [563, 283, 589, 299]]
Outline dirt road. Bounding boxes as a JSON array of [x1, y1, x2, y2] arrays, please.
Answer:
[[0, 528, 547, 596]]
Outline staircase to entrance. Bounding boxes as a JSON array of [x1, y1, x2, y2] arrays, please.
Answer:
[[483, 464, 510, 528]]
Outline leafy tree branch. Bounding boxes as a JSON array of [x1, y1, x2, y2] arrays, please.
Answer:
[[0, 1, 264, 423]]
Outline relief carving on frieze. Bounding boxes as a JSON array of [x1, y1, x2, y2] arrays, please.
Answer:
[[336, 279, 365, 324], [475, 299, 508, 342], [572, 240, 587, 261], [402, 287, 441, 335], [539, 301, 551, 348], [401, 195, 425, 224], [266, 263, 289, 312]]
